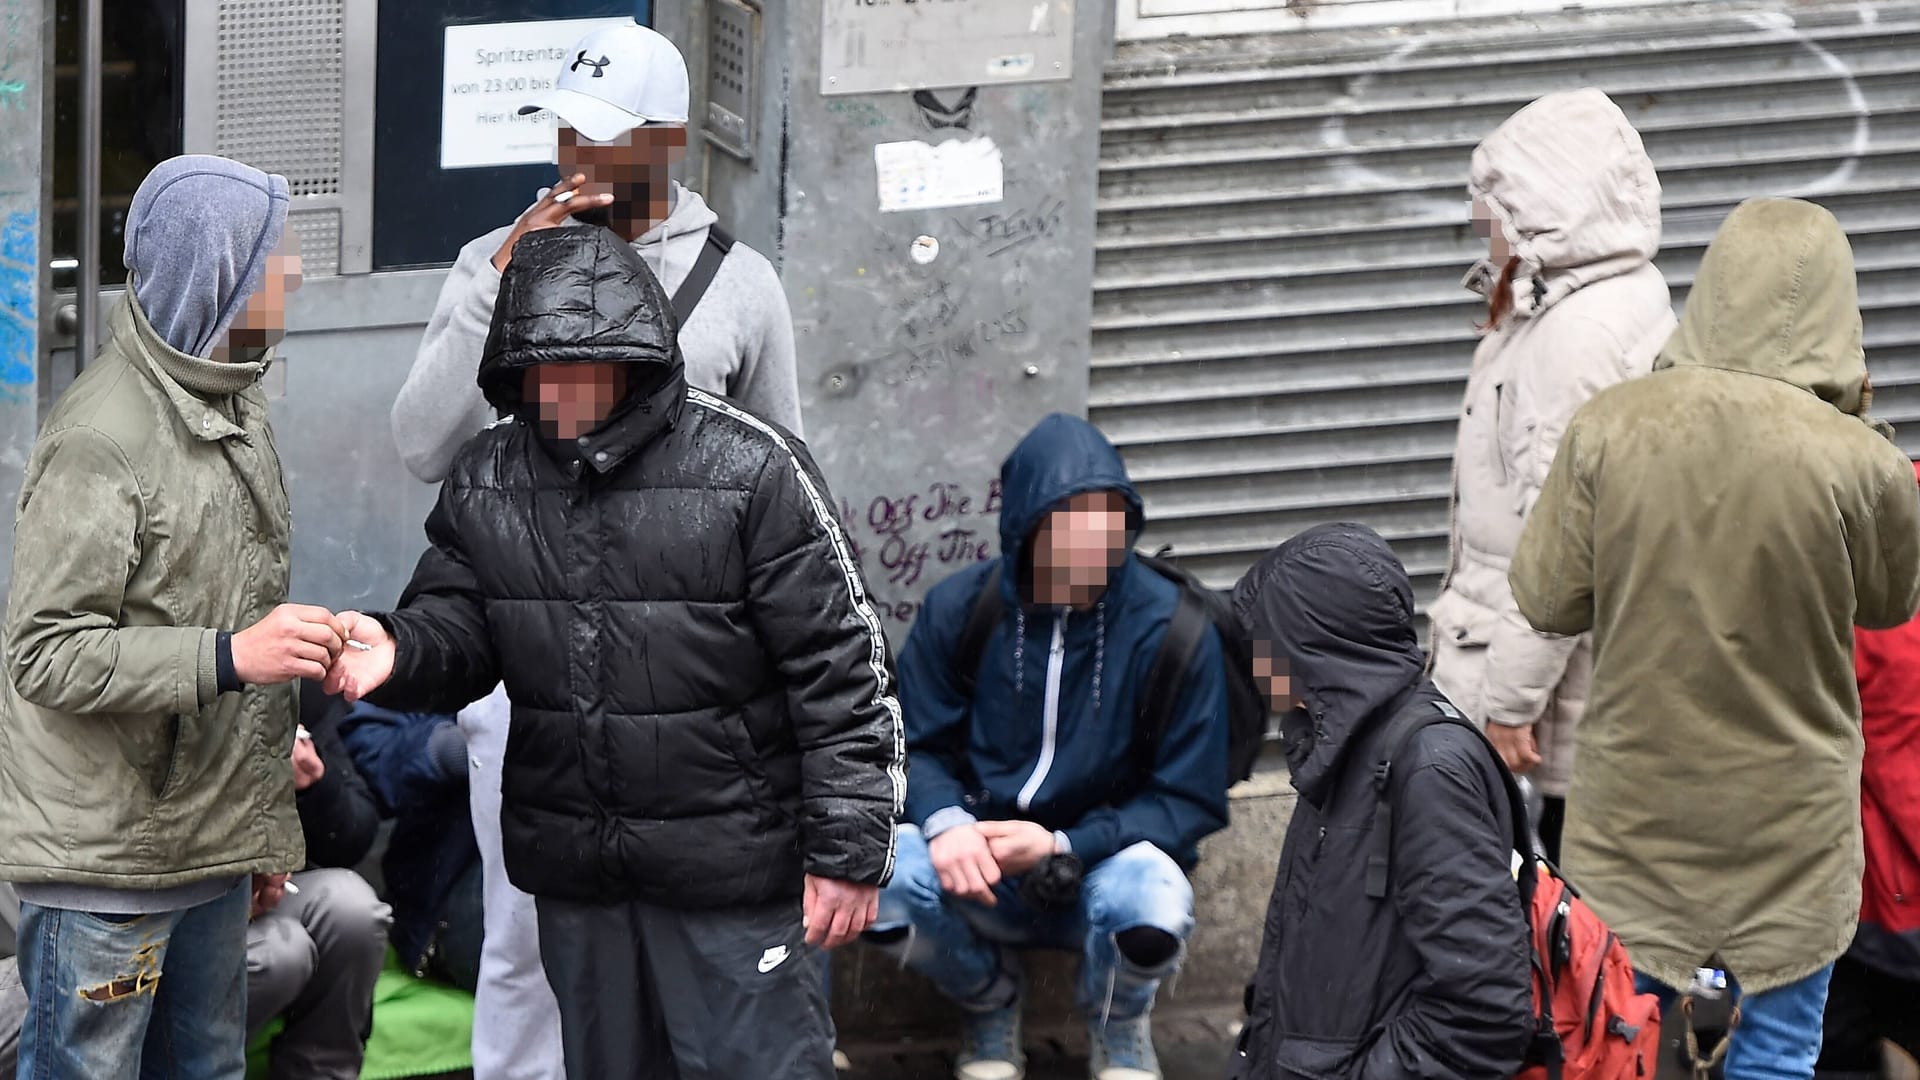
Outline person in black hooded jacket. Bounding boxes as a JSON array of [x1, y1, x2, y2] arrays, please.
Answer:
[[324, 225, 905, 1080], [1228, 523, 1531, 1080]]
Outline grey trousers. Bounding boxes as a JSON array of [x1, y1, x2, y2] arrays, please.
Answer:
[[245, 868, 392, 1080], [535, 895, 836, 1080]]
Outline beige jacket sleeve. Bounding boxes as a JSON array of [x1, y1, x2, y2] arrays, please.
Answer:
[[1480, 321, 1629, 728], [5, 428, 217, 715]]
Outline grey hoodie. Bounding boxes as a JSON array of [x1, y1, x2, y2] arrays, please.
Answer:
[[392, 182, 802, 484], [124, 154, 290, 359]]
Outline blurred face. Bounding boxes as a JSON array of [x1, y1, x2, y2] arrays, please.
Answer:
[[524, 363, 628, 441], [1251, 639, 1295, 713], [220, 231, 303, 357], [1031, 490, 1129, 608], [557, 124, 687, 238], [1470, 198, 1515, 263]]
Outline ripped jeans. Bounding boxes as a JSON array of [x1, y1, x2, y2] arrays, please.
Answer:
[[15, 881, 249, 1080], [867, 825, 1194, 1024]]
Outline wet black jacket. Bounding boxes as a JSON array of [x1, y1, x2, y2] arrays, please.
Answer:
[[1229, 524, 1531, 1080], [373, 226, 905, 907]]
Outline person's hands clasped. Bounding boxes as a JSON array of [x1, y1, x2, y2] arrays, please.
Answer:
[[232, 605, 348, 685], [491, 173, 616, 273], [928, 823, 1002, 906], [975, 820, 1060, 878], [1487, 722, 1543, 775], [802, 874, 879, 950]]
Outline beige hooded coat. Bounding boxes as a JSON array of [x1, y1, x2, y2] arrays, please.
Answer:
[[1510, 197, 1920, 992], [1429, 89, 1677, 796]]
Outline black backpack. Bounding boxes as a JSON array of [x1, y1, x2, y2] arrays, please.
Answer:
[[950, 553, 1270, 789]]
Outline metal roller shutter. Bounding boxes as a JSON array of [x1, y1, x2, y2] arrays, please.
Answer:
[[1091, 0, 1920, 620]]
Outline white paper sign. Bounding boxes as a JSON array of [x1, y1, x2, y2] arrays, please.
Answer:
[[440, 17, 633, 171], [874, 138, 1006, 214]]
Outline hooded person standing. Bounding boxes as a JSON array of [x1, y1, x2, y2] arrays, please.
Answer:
[[1511, 197, 1920, 1080], [327, 225, 902, 1080], [0, 155, 343, 1079], [1428, 88, 1674, 861], [389, 26, 804, 1076], [1229, 523, 1532, 1080]]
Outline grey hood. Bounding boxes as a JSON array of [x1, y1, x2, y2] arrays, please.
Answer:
[[1468, 88, 1662, 317], [123, 155, 290, 358]]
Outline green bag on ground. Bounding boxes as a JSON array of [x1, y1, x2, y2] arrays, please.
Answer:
[[246, 948, 475, 1080]]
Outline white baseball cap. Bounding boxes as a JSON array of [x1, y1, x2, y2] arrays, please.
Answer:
[[517, 22, 690, 142]]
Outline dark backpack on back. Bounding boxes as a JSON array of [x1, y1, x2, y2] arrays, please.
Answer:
[[949, 552, 1270, 789], [1367, 701, 1662, 1080]]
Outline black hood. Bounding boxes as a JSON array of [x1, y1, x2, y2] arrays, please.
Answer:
[[477, 225, 685, 419], [1232, 523, 1426, 805]]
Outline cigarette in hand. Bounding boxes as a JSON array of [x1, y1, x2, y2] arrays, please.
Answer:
[[295, 725, 312, 742], [346, 640, 373, 652], [554, 189, 576, 204], [282, 881, 300, 896]]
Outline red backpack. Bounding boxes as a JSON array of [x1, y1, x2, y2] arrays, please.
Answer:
[[1372, 701, 1662, 1080]]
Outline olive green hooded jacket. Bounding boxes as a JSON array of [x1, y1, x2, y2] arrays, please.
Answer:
[[0, 291, 302, 889], [1511, 197, 1920, 992]]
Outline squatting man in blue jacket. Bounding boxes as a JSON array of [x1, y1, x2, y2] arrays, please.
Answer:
[[866, 413, 1231, 1080]]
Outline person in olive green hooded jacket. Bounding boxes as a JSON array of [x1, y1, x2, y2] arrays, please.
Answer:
[[1511, 197, 1920, 1080], [0, 155, 349, 1080]]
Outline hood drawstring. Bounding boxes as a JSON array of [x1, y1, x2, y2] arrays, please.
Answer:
[[1092, 601, 1107, 717], [1013, 607, 1028, 696]]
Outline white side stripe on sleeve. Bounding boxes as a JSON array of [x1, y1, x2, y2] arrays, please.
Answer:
[[687, 389, 908, 883]]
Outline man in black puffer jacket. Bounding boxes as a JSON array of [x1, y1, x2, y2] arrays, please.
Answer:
[[1228, 523, 1531, 1080], [326, 225, 905, 1080]]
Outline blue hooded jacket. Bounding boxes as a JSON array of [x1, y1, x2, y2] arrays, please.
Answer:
[[898, 414, 1230, 869]]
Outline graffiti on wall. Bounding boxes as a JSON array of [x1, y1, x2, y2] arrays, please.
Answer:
[[839, 476, 1003, 626]]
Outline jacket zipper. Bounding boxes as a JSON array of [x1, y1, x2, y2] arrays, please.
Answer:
[[1016, 613, 1068, 810]]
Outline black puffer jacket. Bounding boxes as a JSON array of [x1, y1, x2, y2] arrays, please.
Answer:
[[1229, 524, 1531, 1080], [374, 226, 904, 907]]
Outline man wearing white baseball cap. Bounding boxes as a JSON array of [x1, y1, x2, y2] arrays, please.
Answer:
[[390, 20, 805, 1080]]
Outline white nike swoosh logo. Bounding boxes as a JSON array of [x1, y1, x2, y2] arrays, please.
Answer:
[[757, 946, 789, 974]]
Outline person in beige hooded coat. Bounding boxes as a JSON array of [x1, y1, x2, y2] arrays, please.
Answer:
[[1511, 197, 1920, 1079], [1429, 88, 1676, 857]]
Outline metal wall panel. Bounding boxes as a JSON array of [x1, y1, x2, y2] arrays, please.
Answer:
[[1092, 0, 1920, 616]]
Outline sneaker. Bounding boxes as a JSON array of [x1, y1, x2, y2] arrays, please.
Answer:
[[1087, 1014, 1162, 1080], [954, 999, 1025, 1080]]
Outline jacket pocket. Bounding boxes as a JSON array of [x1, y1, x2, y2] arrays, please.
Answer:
[[721, 713, 788, 823], [155, 713, 192, 801], [1270, 1035, 1364, 1079]]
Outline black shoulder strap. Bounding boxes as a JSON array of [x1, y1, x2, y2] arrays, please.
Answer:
[[670, 223, 735, 328], [951, 563, 1006, 700], [1134, 587, 1211, 774], [1364, 700, 1538, 909]]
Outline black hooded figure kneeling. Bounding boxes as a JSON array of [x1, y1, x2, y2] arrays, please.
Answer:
[[1227, 523, 1532, 1080]]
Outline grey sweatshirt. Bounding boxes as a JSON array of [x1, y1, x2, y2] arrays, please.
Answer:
[[392, 183, 803, 484]]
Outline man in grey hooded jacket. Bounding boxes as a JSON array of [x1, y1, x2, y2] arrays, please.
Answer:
[[389, 22, 805, 1080], [0, 154, 337, 1079]]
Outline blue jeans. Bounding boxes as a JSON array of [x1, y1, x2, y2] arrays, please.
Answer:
[[1636, 966, 1834, 1080], [16, 882, 250, 1080], [869, 825, 1194, 1023]]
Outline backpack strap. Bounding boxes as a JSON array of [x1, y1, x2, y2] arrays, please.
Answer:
[[1363, 699, 1539, 908], [670, 224, 735, 328], [951, 563, 1006, 701], [1133, 587, 1211, 777]]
